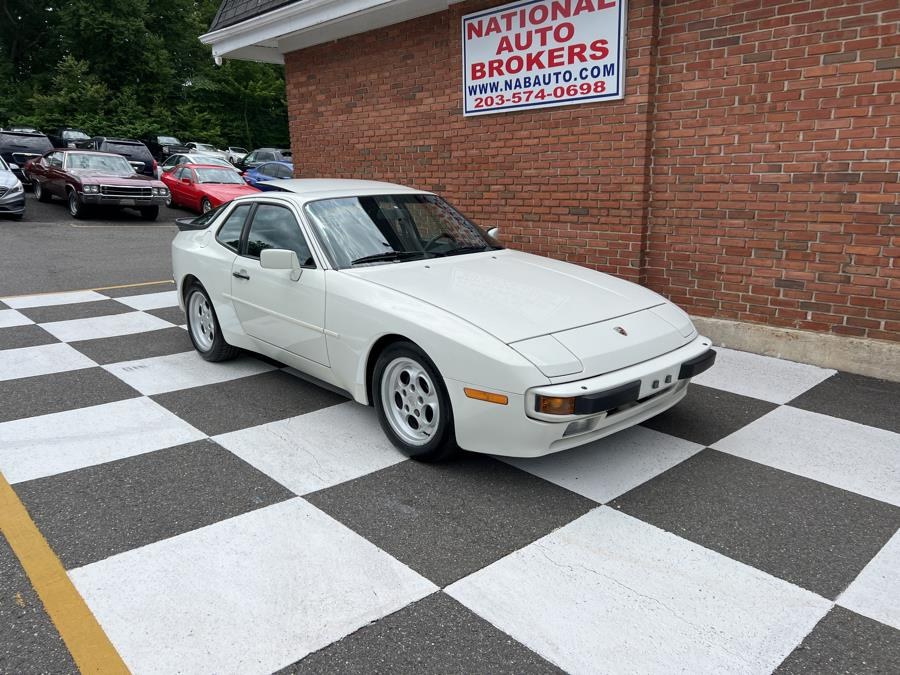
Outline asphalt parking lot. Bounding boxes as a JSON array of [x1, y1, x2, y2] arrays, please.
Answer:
[[1, 192, 898, 674]]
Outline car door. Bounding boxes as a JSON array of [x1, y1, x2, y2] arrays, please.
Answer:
[[46, 151, 66, 196], [229, 202, 329, 366], [168, 167, 189, 205]]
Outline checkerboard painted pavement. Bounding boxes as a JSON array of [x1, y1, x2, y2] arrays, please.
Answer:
[[1, 282, 898, 674]]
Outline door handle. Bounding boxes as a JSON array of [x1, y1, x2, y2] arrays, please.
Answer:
[[232, 270, 250, 280]]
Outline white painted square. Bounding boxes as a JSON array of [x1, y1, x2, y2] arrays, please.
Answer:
[[693, 347, 834, 404], [838, 531, 900, 630], [0, 309, 33, 329], [1, 289, 107, 309], [70, 498, 437, 675], [103, 351, 275, 396], [714, 406, 900, 506], [502, 426, 703, 503], [0, 343, 95, 382], [0, 397, 205, 483], [39, 312, 172, 342], [214, 402, 405, 496], [447, 508, 831, 675], [115, 290, 178, 311]]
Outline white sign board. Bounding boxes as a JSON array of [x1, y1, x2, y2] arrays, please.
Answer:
[[462, 0, 626, 116]]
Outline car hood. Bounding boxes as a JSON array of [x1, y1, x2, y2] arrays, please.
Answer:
[[199, 184, 256, 198], [0, 171, 19, 188], [344, 249, 669, 343]]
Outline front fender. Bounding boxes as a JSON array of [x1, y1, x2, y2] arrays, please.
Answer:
[[325, 272, 549, 403]]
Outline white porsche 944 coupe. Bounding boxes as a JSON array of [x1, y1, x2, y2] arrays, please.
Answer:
[[172, 179, 715, 461]]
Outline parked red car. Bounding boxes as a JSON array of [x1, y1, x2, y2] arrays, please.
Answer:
[[162, 163, 259, 214], [25, 149, 169, 220]]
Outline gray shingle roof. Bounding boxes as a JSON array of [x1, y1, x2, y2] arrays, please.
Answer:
[[209, 0, 302, 32]]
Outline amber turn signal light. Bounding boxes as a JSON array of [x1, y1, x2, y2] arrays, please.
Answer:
[[536, 395, 577, 415], [464, 388, 509, 405]]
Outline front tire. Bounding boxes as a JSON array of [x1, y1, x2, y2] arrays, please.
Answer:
[[373, 342, 458, 462], [34, 181, 52, 202], [139, 205, 159, 221], [185, 282, 239, 362], [201, 197, 212, 214], [67, 190, 87, 219]]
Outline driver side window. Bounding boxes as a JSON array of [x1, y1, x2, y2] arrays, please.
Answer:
[[244, 204, 315, 267]]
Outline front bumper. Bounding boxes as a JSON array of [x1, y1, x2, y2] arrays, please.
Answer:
[[81, 194, 167, 207], [448, 334, 715, 458], [0, 192, 26, 215]]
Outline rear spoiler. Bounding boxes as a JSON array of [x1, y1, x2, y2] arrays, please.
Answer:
[[176, 216, 208, 231]]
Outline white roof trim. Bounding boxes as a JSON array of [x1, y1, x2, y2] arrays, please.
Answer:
[[200, 0, 464, 63]]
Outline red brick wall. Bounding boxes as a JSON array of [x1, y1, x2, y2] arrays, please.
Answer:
[[285, 0, 660, 282], [284, 0, 899, 341], [646, 0, 899, 340]]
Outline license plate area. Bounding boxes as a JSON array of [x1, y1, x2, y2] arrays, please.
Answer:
[[639, 365, 680, 398], [119, 198, 135, 206]]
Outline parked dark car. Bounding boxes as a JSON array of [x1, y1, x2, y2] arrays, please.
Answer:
[[237, 147, 292, 171], [46, 127, 91, 148], [24, 149, 169, 220], [0, 130, 53, 186], [142, 134, 191, 161], [0, 155, 26, 219], [75, 137, 156, 176]]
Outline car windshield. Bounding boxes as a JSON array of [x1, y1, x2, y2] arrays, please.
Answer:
[[194, 143, 217, 152], [0, 133, 52, 152], [194, 168, 243, 184], [305, 194, 502, 269], [193, 155, 232, 167], [159, 136, 181, 145], [63, 130, 90, 141], [65, 153, 134, 173], [107, 142, 150, 160], [230, 147, 247, 153], [0, 156, 8, 171]]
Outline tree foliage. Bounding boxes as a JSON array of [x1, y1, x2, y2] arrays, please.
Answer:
[[0, 0, 288, 148]]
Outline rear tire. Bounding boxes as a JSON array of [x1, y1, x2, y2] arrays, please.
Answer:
[[185, 282, 239, 362], [139, 206, 159, 221], [34, 181, 51, 203], [373, 341, 459, 462]]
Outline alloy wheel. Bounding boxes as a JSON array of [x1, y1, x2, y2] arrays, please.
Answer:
[[379, 356, 441, 446]]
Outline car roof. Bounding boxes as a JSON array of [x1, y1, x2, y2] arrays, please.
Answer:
[[181, 163, 235, 169], [237, 179, 430, 204]]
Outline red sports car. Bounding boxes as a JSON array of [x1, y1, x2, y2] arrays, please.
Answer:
[[162, 163, 259, 213]]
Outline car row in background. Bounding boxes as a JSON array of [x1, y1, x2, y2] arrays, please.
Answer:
[[0, 154, 26, 219], [26, 149, 169, 220], [237, 147, 291, 171], [143, 135, 192, 161], [161, 164, 258, 213]]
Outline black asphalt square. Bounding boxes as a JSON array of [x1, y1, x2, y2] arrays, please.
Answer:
[[0, 367, 139, 423], [14, 439, 295, 569], [98, 282, 176, 298], [146, 305, 186, 325], [280, 592, 564, 674], [305, 455, 596, 587], [0, 323, 59, 350], [69, 326, 193, 365], [152, 369, 347, 436], [788, 371, 900, 434], [641, 383, 778, 446], [18, 299, 132, 324], [776, 606, 900, 674], [611, 449, 900, 599]]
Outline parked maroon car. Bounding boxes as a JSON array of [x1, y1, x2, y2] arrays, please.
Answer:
[[24, 149, 169, 220]]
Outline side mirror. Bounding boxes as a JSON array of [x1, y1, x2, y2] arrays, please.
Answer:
[[487, 227, 500, 239], [8, 163, 19, 171], [260, 248, 302, 281]]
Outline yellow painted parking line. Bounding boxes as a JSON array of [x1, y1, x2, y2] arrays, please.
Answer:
[[2, 279, 174, 300], [0, 473, 129, 674]]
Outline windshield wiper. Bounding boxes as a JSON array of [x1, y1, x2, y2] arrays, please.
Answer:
[[350, 251, 428, 266], [440, 245, 493, 257]]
